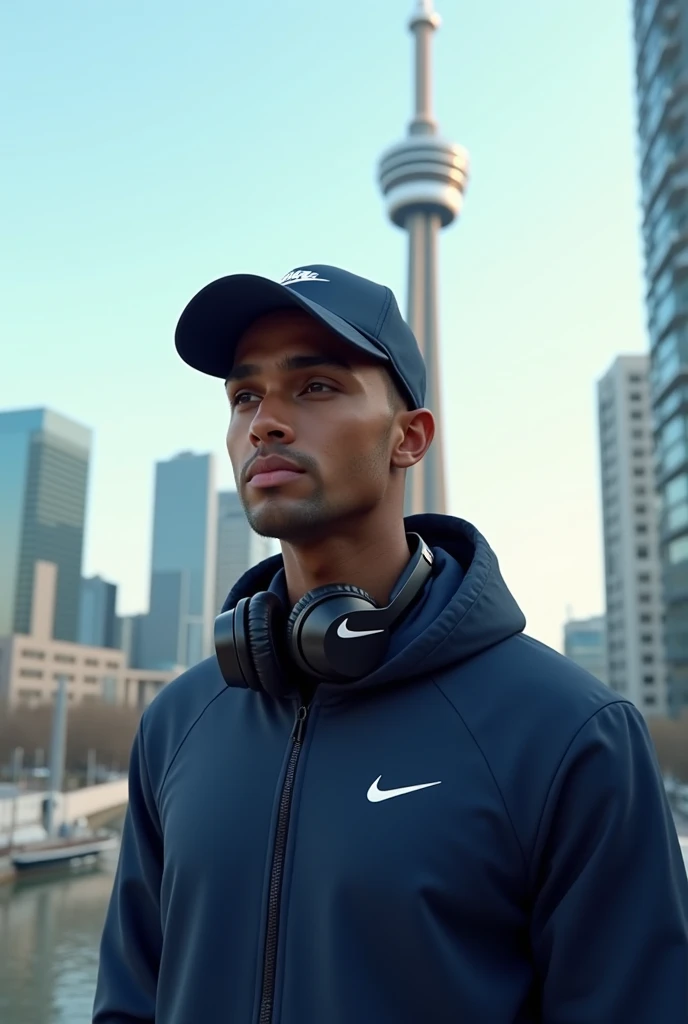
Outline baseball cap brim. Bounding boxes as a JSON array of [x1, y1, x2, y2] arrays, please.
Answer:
[[175, 274, 390, 379]]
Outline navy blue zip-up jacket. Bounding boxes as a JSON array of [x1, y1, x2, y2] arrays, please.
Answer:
[[93, 515, 688, 1023]]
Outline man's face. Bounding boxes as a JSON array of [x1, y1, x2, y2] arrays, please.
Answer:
[[225, 309, 404, 542]]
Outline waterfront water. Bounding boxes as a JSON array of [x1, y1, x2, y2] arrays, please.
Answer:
[[0, 849, 118, 1024]]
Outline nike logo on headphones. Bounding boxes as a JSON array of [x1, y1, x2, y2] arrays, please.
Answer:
[[337, 618, 385, 639]]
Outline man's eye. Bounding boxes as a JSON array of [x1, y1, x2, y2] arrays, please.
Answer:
[[303, 381, 335, 394], [231, 391, 257, 407]]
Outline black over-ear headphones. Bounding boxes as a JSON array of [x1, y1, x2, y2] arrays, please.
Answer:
[[214, 533, 434, 697]]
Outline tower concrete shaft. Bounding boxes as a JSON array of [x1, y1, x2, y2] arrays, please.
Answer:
[[378, 1, 468, 516]]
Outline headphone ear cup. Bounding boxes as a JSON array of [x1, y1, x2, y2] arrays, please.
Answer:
[[215, 597, 257, 690], [287, 583, 379, 680], [286, 583, 377, 650], [247, 591, 289, 699]]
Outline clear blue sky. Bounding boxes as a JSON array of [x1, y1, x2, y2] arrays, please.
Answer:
[[2, 0, 645, 652]]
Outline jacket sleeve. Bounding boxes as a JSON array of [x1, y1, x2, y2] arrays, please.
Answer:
[[92, 718, 163, 1023], [530, 700, 688, 1022]]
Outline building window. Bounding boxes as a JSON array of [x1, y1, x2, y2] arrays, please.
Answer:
[[637, 546, 649, 559], [640, 613, 653, 624], [105, 660, 120, 670], [635, 485, 647, 496], [645, 696, 657, 706], [669, 536, 688, 564], [667, 502, 688, 532], [638, 572, 651, 582], [632, 428, 644, 439], [84, 658, 98, 667], [635, 504, 648, 515], [633, 467, 646, 477], [639, 593, 652, 604], [631, 410, 643, 421], [643, 675, 655, 685], [52, 672, 75, 682], [54, 653, 75, 664], [20, 649, 45, 659], [630, 391, 643, 402], [83, 675, 97, 684], [641, 633, 654, 644], [666, 473, 688, 506], [19, 668, 43, 679], [642, 654, 655, 665], [636, 523, 648, 534]]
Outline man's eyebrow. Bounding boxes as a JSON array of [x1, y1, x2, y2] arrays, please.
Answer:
[[225, 353, 352, 385]]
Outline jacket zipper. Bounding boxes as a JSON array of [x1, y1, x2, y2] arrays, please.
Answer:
[[258, 703, 309, 1024]]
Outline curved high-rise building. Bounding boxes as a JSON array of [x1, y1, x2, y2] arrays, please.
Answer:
[[378, 0, 469, 514], [632, 0, 688, 715]]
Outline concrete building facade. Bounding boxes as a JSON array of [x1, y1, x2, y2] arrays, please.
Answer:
[[0, 562, 175, 711], [598, 354, 668, 716]]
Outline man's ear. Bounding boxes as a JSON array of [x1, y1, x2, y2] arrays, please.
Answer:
[[391, 408, 435, 469]]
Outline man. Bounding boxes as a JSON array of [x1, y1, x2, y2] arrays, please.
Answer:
[[94, 265, 688, 1023]]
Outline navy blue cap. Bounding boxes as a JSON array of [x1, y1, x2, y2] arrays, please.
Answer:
[[174, 264, 426, 410]]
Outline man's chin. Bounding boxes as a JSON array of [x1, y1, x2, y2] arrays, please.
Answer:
[[244, 496, 327, 543]]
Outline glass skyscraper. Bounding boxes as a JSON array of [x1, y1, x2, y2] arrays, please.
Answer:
[[633, 0, 688, 713], [0, 408, 91, 642], [214, 490, 277, 612], [78, 575, 118, 648], [140, 452, 217, 671]]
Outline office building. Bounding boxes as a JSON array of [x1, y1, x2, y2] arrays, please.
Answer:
[[215, 490, 276, 611], [140, 452, 217, 671], [0, 561, 175, 710], [632, 1, 688, 712], [598, 355, 667, 715], [563, 615, 608, 684], [116, 613, 145, 669], [0, 407, 90, 643], [378, 0, 469, 514], [78, 575, 118, 649]]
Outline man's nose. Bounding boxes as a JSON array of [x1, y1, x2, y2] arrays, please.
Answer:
[[249, 395, 295, 447]]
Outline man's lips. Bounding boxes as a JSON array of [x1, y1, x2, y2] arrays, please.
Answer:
[[246, 456, 306, 490], [248, 468, 305, 489]]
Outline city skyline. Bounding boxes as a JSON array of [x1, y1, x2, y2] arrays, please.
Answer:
[[3, 0, 646, 654]]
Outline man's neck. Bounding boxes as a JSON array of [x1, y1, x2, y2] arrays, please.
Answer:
[[281, 518, 411, 608]]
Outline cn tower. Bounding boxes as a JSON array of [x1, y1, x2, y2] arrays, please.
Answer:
[[378, 0, 469, 515]]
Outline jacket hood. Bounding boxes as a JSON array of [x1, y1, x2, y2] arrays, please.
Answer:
[[221, 514, 526, 691]]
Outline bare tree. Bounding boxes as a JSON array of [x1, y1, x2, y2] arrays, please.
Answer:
[[0, 702, 140, 776]]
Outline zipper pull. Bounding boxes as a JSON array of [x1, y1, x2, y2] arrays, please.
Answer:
[[293, 705, 308, 744]]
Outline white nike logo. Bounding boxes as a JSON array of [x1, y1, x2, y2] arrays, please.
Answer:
[[337, 618, 385, 639], [367, 776, 442, 803], [280, 269, 330, 285]]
